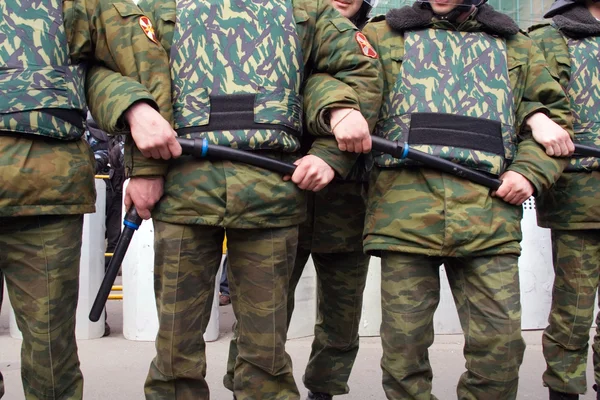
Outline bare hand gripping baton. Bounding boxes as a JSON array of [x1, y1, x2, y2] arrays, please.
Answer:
[[89, 138, 296, 322], [89, 136, 503, 322]]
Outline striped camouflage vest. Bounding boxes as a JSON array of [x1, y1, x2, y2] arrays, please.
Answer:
[[564, 34, 600, 171], [374, 29, 517, 176], [0, 0, 87, 140], [170, 0, 304, 152]]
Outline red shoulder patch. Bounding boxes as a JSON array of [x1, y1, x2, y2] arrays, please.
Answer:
[[139, 16, 159, 45], [355, 32, 378, 59]]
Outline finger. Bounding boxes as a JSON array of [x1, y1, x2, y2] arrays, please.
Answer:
[[291, 166, 307, 186], [282, 175, 291, 181], [494, 184, 509, 199], [353, 141, 363, 154], [567, 140, 575, 155], [503, 189, 517, 204], [168, 136, 183, 158], [346, 141, 356, 153], [124, 191, 132, 210], [301, 167, 320, 191], [552, 143, 562, 157], [159, 145, 172, 160], [150, 149, 162, 160], [514, 194, 528, 206], [312, 180, 328, 192], [338, 141, 347, 152], [362, 136, 372, 153], [139, 148, 152, 159], [137, 206, 151, 220], [558, 141, 570, 157], [545, 145, 555, 157]]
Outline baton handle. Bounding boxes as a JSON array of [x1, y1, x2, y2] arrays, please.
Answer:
[[89, 208, 142, 322], [177, 138, 297, 175], [574, 144, 600, 158], [370, 136, 502, 190]]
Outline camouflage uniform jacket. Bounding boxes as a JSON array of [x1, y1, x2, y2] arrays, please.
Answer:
[[135, 0, 383, 228], [299, 17, 383, 252], [529, 7, 600, 230], [361, 4, 571, 257], [0, 0, 172, 218]]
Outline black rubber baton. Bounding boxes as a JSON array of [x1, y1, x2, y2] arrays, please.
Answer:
[[89, 139, 297, 322], [573, 144, 600, 158], [89, 208, 142, 322], [90, 136, 506, 321], [370, 136, 503, 190]]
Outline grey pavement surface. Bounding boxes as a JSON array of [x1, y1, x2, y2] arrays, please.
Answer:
[[1, 295, 597, 400]]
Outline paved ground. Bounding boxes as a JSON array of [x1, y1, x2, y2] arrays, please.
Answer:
[[1, 297, 597, 399]]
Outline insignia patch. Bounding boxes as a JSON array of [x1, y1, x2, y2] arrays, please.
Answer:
[[139, 16, 159, 45], [355, 32, 378, 59]]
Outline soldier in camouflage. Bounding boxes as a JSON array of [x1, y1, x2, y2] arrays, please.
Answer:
[[224, 2, 381, 398], [121, 0, 382, 399], [286, 2, 379, 400], [0, 0, 176, 398], [362, 0, 574, 398], [528, 1, 600, 399]]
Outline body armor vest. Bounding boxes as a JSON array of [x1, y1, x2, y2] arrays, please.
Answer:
[[374, 30, 517, 176], [0, 0, 86, 139], [564, 34, 600, 171], [170, 0, 304, 152]]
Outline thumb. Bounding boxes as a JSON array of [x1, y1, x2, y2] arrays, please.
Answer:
[[124, 191, 133, 210]]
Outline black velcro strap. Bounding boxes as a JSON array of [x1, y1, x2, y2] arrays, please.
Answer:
[[176, 94, 300, 138], [43, 108, 86, 130], [409, 113, 504, 156]]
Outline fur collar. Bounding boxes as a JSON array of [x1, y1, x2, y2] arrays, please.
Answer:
[[386, 2, 519, 37], [553, 4, 600, 38]]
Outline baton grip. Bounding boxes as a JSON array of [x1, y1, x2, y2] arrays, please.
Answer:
[[89, 208, 142, 322], [573, 144, 600, 158], [370, 136, 502, 190], [177, 137, 296, 175]]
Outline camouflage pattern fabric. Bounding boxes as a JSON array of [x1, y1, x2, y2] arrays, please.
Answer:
[[362, 15, 570, 256], [563, 35, 600, 172], [527, 17, 600, 396], [293, 250, 369, 395], [134, 0, 383, 181], [145, 221, 299, 400], [170, 0, 304, 152], [0, 0, 86, 140], [380, 252, 525, 400], [529, 23, 600, 231], [542, 229, 600, 394], [360, 6, 570, 399], [224, 182, 370, 396], [374, 29, 516, 176], [1, 0, 172, 218], [1, 1, 173, 399], [0, 134, 96, 218], [0, 215, 83, 400]]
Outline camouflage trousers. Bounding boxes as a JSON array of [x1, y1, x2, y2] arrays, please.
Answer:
[[223, 248, 370, 396], [224, 184, 370, 396], [380, 252, 525, 400], [145, 221, 299, 400], [543, 229, 600, 395], [0, 215, 84, 400]]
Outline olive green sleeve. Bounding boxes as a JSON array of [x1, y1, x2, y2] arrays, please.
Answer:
[[507, 35, 572, 194], [74, 0, 173, 177]]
